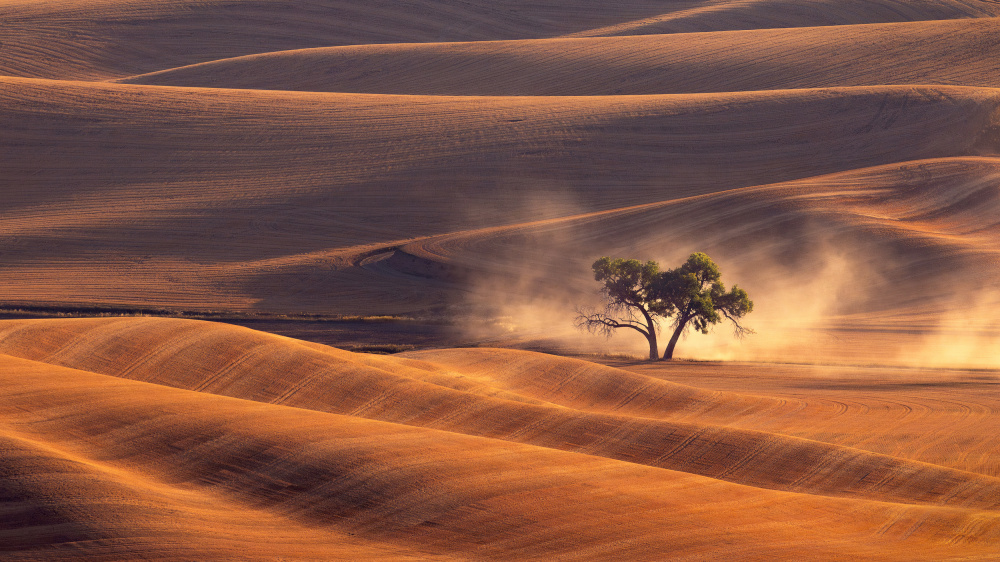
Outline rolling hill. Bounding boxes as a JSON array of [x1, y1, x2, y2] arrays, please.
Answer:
[[1, 317, 998, 559]]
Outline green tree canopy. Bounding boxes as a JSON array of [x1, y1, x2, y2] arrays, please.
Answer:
[[577, 253, 753, 360], [656, 252, 753, 359], [575, 257, 667, 360]]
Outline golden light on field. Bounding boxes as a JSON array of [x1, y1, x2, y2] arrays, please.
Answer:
[[3, 0, 1000, 558]]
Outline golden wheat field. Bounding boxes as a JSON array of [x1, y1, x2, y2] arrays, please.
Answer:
[[3, 0, 1000, 559]]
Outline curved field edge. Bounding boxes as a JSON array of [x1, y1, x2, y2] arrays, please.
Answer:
[[119, 19, 1000, 95], [4, 0, 998, 81], [0, 429, 430, 560], [0, 317, 998, 512], [561, 0, 1000, 37], [2, 352, 1000, 560], [2, 77, 999, 316]]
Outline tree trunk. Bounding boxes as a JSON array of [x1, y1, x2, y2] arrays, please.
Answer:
[[645, 330, 659, 361], [662, 319, 688, 360], [639, 308, 658, 361]]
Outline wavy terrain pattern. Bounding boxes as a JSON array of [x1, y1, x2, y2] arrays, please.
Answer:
[[4, 0, 1000, 558], [2, 318, 999, 559]]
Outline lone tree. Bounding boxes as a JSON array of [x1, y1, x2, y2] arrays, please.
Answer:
[[575, 257, 668, 360], [577, 252, 753, 360]]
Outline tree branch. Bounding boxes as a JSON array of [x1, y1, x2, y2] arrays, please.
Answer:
[[720, 309, 755, 339], [575, 307, 650, 338]]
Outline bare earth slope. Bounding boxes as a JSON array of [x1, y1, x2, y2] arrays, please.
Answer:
[[5, 0, 998, 80], [0, 0, 685, 80], [4, 0, 1000, 323], [2, 77, 998, 314], [1, 318, 999, 560], [122, 19, 1000, 95], [5, 316, 1000, 506], [563, 0, 1000, 37]]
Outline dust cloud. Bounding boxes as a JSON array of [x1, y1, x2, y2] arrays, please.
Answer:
[[459, 231, 879, 362], [673, 245, 868, 362], [456, 192, 1000, 369], [894, 289, 1000, 369]]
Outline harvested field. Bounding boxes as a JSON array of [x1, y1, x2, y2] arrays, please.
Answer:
[[4, 0, 1000, 558]]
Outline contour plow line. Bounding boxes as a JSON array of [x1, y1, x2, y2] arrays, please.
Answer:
[[117, 19, 1000, 96], [0, 318, 999, 512], [2, 353, 999, 560]]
